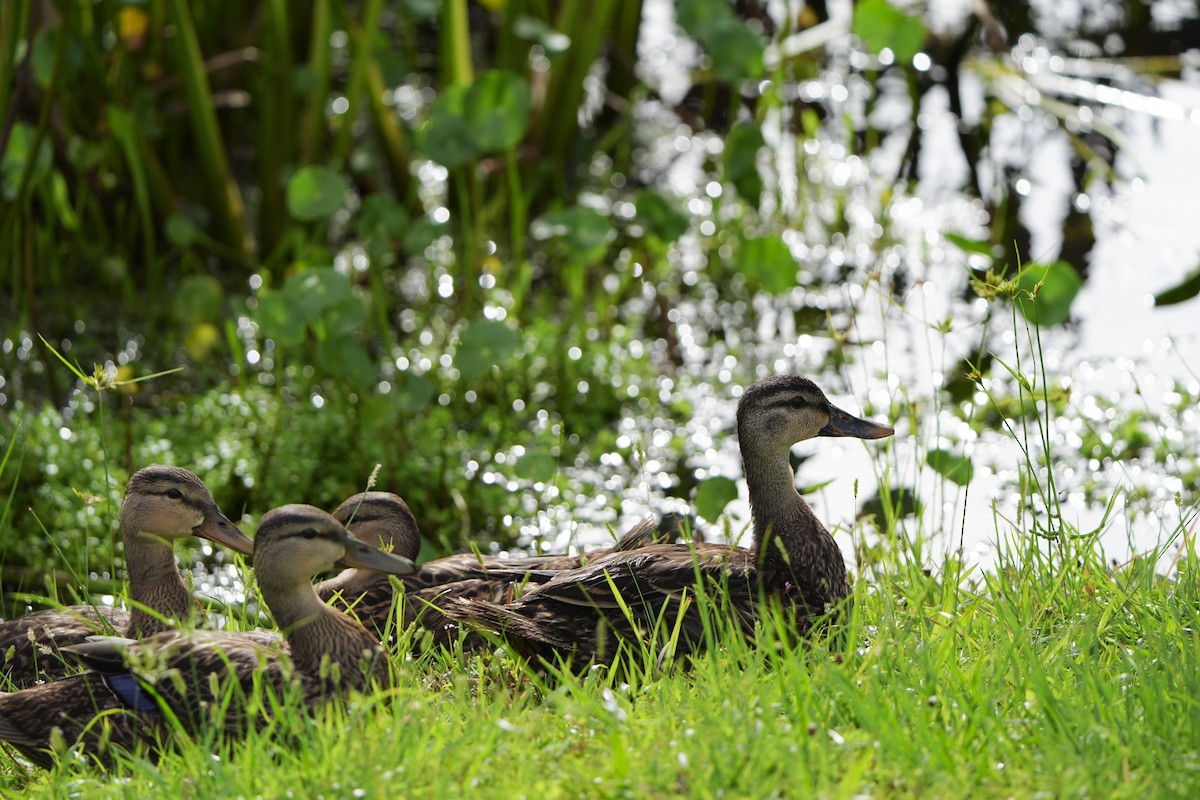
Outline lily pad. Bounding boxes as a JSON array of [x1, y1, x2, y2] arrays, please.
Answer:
[[166, 214, 202, 248], [256, 292, 308, 346], [32, 26, 85, 89], [172, 275, 224, 324], [419, 85, 479, 168]]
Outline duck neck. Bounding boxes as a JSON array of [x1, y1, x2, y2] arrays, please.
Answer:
[[123, 531, 195, 638], [743, 447, 849, 607], [260, 576, 386, 691]]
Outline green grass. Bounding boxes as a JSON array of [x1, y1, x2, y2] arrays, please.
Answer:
[[3, 448, 1197, 797], [4, 292, 1198, 797], [3, 297, 1197, 799], [4, 322, 1200, 798], [4, 525, 1196, 798]]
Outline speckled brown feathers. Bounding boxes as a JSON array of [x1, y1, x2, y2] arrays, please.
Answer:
[[317, 492, 684, 648], [444, 375, 893, 668], [0, 504, 413, 768]]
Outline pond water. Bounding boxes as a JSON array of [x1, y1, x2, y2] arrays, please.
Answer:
[[510, 4, 1200, 574]]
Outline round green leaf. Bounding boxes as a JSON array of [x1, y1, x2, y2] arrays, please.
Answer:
[[419, 105, 480, 168], [694, 476, 739, 523], [394, 372, 435, 414], [1015, 261, 1082, 327], [515, 450, 557, 483], [702, 19, 765, 83], [861, 487, 923, 521], [282, 268, 356, 322], [172, 275, 224, 324], [635, 191, 690, 242], [403, 216, 449, 254], [32, 27, 84, 89], [735, 235, 797, 295], [531, 207, 616, 261], [321, 294, 368, 340], [456, 320, 522, 380], [166, 214, 202, 248], [725, 123, 765, 205], [316, 337, 375, 387], [676, 0, 736, 39], [287, 166, 349, 221], [852, 0, 927, 63], [358, 194, 410, 241], [926, 449, 975, 487], [2, 123, 53, 200], [464, 71, 531, 152], [255, 292, 307, 346]]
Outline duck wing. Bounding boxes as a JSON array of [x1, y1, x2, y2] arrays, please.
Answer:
[[447, 544, 761, 667], [0, 605, 129, 688]]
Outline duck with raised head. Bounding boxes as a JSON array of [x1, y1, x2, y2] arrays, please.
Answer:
[[444, 375, 894, 668], [317, 492, 685, 646], [0, 465, 253, 689], [0, 504, 415, 769]]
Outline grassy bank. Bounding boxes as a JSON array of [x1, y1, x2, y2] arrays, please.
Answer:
[[2, 463, 1196, 798], [3, 320, 1198, 797]]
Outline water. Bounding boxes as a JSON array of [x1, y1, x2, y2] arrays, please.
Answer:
[[524, 5, 1200, 573]]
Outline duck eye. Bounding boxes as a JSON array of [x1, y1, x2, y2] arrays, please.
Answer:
[[300, 528, 319, 539], [166, 488, 184, 500]]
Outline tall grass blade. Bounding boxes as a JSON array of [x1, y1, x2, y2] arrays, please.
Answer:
[[165, 0, 250, 257]]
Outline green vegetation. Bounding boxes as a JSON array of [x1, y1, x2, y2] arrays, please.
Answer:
[[2, 0, 1198, 795], [4, 480, 1196, 797]]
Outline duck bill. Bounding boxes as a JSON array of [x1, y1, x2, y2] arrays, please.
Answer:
[[819, 405, 894, 440], [336, 538, 417, 575], [194, 509, 255, 555]]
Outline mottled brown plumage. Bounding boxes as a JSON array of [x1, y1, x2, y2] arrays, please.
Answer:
[[317, 492, 685, 648], [0, 466, 252, 689], [445, 375, 894, 668], [0, 504, 415, 769]]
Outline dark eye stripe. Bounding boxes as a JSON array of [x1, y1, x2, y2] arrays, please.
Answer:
[[279, 529, 342, 544], [763, 394, 813, 410], [145, 482, 202, 509]]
